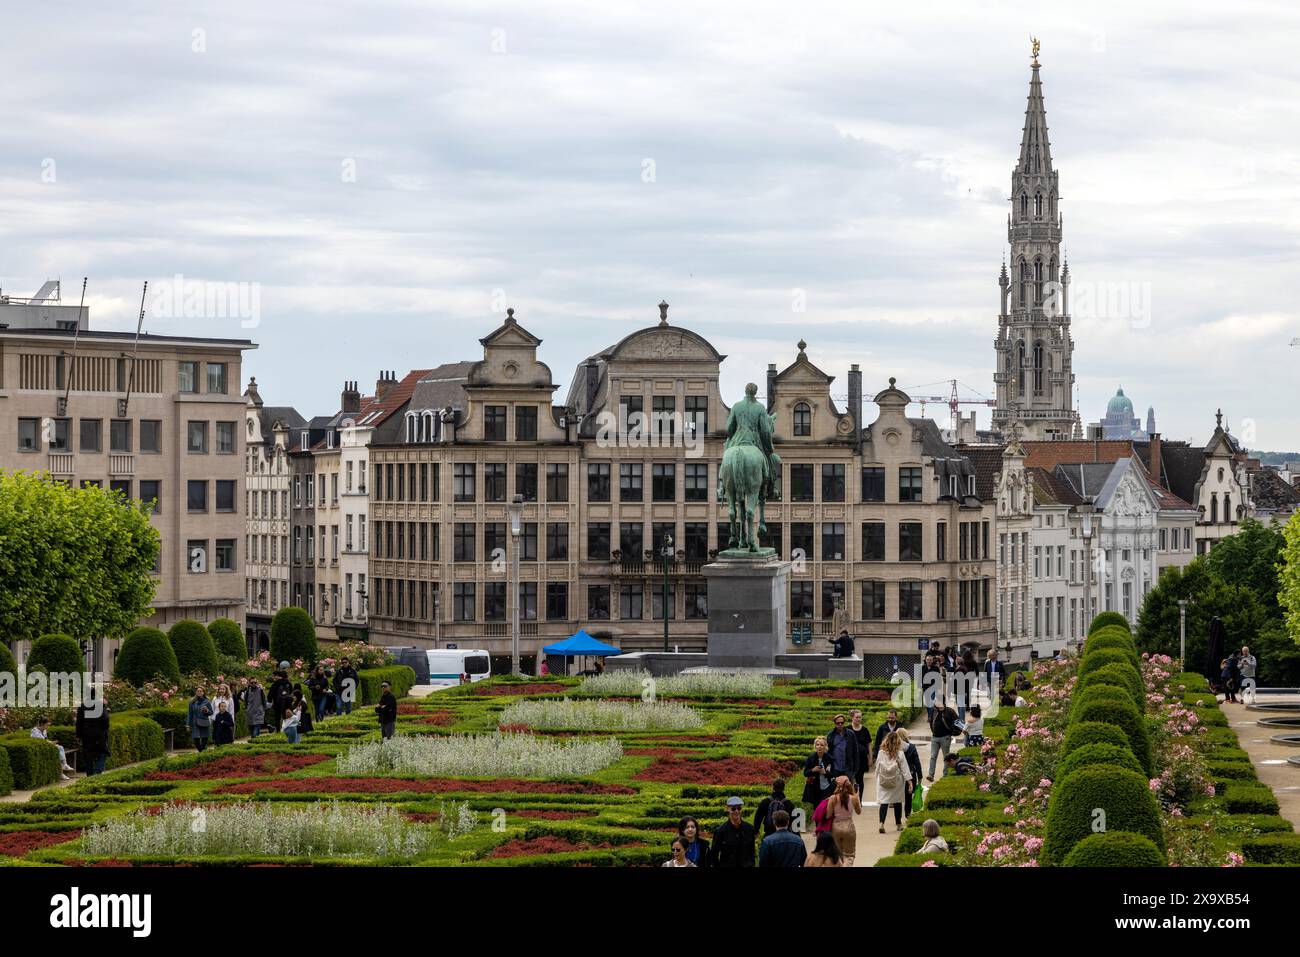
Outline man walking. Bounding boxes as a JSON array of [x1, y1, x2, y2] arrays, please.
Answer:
[[927, 705, 960, 782], [334, 657, 359, 715], [826, 714, 859, 786], [984, 648, 1008, 699], [376, 680, 398, 740], [242, 677, 268, 738], [758, 810, 807, 867], [872, 708, 903, 760], [708, 797, 757, 867], [1238, 646, 1257, 700]]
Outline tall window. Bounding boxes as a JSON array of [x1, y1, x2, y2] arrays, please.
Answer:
[[453, 583, 475, 621], [790, 523, 815, 561], [790, 464, 814, 502], [453, 523, 475, 562], [899, 467, 922, 503], [899, 522, 923, 561], [515, 406, 538, 441], [546, 583, 568, 621], [546, 464, 568, 502], [587, 523, 610, 560], [861, 467, 885, 502], [821, 580, 845, 619], [484, 582, 506, 621], [684, 463, 708, 502], [588, 585, 611, 620], [515, 463, 538, 502], [546, 523, 568, 561], [619, 463, 643, 502], [588, 463, 611, 501], [619, 395, 644, 437], [790, 582, 814, 619], [619, 585, 643, 620], [861, 522, 885, 561], [520, 523, 538, 561], [821, 523, 845, 561], [484, 406, 507, 441], [206, 363, 227, 394], [651, 463, 676, 501], [187, 421, 208, 454], [684, 395, 708, 436], [793, 402, 811, 436], [652, 396, 675, 440], [484, 522, 507, 560], [178, 361, 198, 393], [453, 463, 475, 502], [821, 464, 845, 502], [484, 463, 506, 502], [619, 522, 643, 557], [899, 581, 923, 620]]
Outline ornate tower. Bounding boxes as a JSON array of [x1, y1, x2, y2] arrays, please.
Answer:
[[993, 40, 1080, 441]]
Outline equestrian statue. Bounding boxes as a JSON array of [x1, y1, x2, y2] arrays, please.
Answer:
[[717, 382, 781, 552]]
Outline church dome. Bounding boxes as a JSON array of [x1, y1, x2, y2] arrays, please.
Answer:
[[1107, 387, 1134, 417]]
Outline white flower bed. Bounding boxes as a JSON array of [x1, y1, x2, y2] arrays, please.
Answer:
[[80, 801, 444, 859], [575, 669, 772, 698], [337, 731, 624, 778], [500, 698, 704, 732]]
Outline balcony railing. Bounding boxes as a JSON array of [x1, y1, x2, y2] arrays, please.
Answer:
[[108, 453, 134, 476], [613, 558, 707, 576], [48, 453, 74, 474]]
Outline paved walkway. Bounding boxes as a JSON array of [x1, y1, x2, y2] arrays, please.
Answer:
[[1221, 696, 1300, 830], [799, 708, 939, 867], [0, 745, 195, 804]]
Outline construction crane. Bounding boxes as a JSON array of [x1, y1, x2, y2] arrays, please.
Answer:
[[905, 379, 996, 433]]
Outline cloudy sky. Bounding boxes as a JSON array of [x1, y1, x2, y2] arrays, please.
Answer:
[[3, 1, 1297, 449]]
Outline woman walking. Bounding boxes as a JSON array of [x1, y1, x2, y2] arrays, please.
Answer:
[[187, 687, 213, 753], [662, 836, 696, 867], [802, 736, 838, 809], [212, 700, 235, 746], [805, 831, 845, 868], [828, 775, 861, 864], [677, 816, 710, 867], [212, 684, 238, 739], [848, 709, 872, 797], [875, 731, 909, 833]]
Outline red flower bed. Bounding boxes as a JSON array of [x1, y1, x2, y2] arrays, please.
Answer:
[[497, 723, 532, 734], [634, 755, 797, 785], [216, 776, 637, 796], [735, 699, 792, 708], [419, 712, 455, 726], [625, 747, 696, 758], [797, 688, 892, 701], [402, 812, 442, 823], [513, 809, 593, 820], [0, 830, 79, 857], [638, 733, 727, 743], [740, 720, 777, 730], [474, 683, 567, 696], [146, 752, 330, 781], [488, 836, 648, 858], [397, 703, 424, 714]]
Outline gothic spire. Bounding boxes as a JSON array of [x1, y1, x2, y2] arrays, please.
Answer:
[[1017, 53, 1054, 178]]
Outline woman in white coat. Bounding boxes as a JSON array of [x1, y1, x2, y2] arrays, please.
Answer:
[[874, 730, 909, 833]]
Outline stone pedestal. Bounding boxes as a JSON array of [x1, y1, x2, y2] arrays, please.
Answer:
[[703, 551, 790, 670], [827, 656, 865, 681]]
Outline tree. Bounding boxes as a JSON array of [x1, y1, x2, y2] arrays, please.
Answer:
[[1204, 518, 1285, 615], [1136, 560, 1266, 675], [115, 627, 181, 686], [27, 634, 84, 674], [209, 618, 246, 659], [270, 607, 318, 665], [168, 620, 218, 677], [1280, 511, 1300, 646], [0, 471, 159, 642]]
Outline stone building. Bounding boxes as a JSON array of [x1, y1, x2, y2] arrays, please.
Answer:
[[0, 286, 253, 669], [243, 378, 303, 652], [1099, 387, 1155, 441], [363, 306, 998, 664]]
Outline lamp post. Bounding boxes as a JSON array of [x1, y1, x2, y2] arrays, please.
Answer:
[[1177, 599, 1188, 667], [1079, 500, 1097, 649], [661, 534, 674, 652], [508, 494, 523, 677]]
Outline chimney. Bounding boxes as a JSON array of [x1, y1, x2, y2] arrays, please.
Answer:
[[341, 380, 361, 414], [766, 363, 778, 412], [1148, 433, 1162, 485], [847, 364, 862, 454], [375, 370, 397, 402], [584, 359, 600, 415]]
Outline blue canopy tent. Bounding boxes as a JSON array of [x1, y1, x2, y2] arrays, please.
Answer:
[[542, 630, 622, 676]]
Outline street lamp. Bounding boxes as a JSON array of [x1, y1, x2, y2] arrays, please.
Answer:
[[661, 534, 674, 652], [508, 493, 524, 677], [1177, 598, 1188, 667], [1079, 499, 1097, 649]]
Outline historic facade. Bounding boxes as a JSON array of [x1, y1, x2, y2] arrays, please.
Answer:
[[362, 307, 998, 663], [992, 51, 1081, 441], [0, 289, 253, 669]]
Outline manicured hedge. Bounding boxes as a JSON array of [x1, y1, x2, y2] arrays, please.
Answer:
[[1076, 662, 1146, 714], [1083, 631, 1140, 662], [27, 634, 83, 675], [1221, 784, 1280, 816], [270, 607, 318, 666], [1062, 831, 1165, 867], [1055, 742, 1144, 782], [0, 641, 17, 679], [875, 853, 956, 867], [1043, 766, 1165, 864], [115, 627, 182, 686], [1060, 721, 1133, 760], [169, 620, 218, 677], [209, 618, 247, 659], [357, 665, 417, 704], [1078, 648, 1142, 682], [1070, 684, 1138, 721], [0, 735, 61, 790], [1088, 612, 1130, 635], [1241, 833, 1300, 865], [1072, 699, 1153, 775], [0, 745, 12, 795]]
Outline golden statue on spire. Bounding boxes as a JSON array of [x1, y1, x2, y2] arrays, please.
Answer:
[[1031, 37, 1040, 66]]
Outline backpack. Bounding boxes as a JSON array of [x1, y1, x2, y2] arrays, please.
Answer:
[[877, 753, 903, 789], [765, 797, 791, 832]]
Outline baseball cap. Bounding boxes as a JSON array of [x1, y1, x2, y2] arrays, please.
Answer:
[[725, 796, 743, 808]]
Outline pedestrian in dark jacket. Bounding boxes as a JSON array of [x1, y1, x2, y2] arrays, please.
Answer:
[[826, 714, 859, 782], [758, 810, 807, 867], [241, 678, 268, 738], [753, 778, 796, 837], [308, 665, 330, 722], [187, 688, 213, 752], [267, 669, 293, 731], [376, 681, 398, 739], [292, 686, 313, 734], [927, 705, 961, 781], [848, 709, 872, 796], [75, 700, 111, 775], [707, 797, 756, 867], [872, 709, 903, 759], [677, 816, 710, 867], [802, 736, 838, 806], [334, 659, 359, 715], [212, 700, 235, 746]]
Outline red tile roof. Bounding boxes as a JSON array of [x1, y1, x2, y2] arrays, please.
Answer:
[[1022, 440, 1135, 471]]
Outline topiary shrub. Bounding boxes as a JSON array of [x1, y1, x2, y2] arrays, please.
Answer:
[[1076, 662, 1146, 714], [114, 627, 182, 686], [0, 735, 61, 790], [1072, 698, 1153, 775], [0, 641, 17, 680], [1222, 784, 1280, 815], [270, 607, 318, 666], [27, 634, 84, 675], [1070, 683, 1138, 721], [1084, 629, 1139, 660], [1060, 721, 1133, 760], [1055, 742, 1144, 782], [1062, 831, 1165, 867], [208, 618, 246, 659], [0, 745, 12, 795], [1043, 766, 1165, 864], [168, 620, 218, 677], [1078, 648, 1142, 682], [1241, 833, 1300, 864], [1089, 611, 1131, 635], [357, 665, 417, 704]]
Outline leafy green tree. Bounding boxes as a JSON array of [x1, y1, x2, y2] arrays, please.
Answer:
[[1280, 511, 1300, 646], [1136, 560, 1266, 675], [27, 633, 84, 674], [1203, 518, 1285, 614], [0, 471, 159, 642], [208, 618, 246, 659], [270, 607, 317, 665], [168, 620, 218, 677], [115, 627, 181, 686]]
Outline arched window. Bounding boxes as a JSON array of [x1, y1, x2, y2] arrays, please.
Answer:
[[793, 402, 812, 436], [1034, 192, 1043, 217], [1019, 260, 1030, 308], [1210, 493, 1218, 524], [1032, 341, 1044, 393], [1034, 258, 1044, 304], [1049, 257, 1058, 282], [1224, 493, 1231, 522], [1020, 193, 1028, 217], [404, 411, 418, 443], [1016, 341, 1026, 395]]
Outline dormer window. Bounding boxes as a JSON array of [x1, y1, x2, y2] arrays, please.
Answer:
[[949, 475, 957, 498], [793, 402, 811, 437], [968, 475, 976, 496], [300, 431, 308, 449]]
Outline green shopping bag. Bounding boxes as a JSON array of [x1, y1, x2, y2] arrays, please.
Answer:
[[910, 782, 925, 814]]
